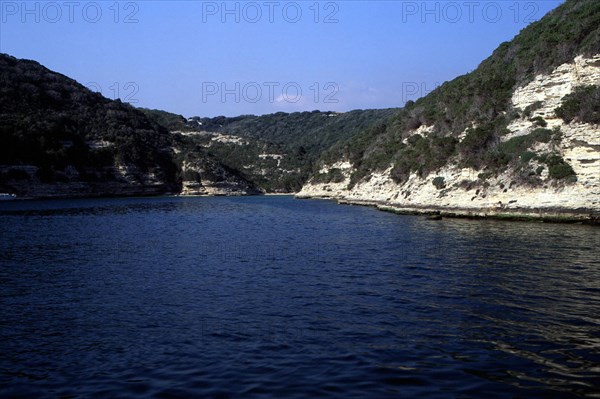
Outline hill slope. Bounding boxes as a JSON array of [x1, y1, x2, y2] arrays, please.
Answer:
[[0, 53, 390, 198], [0, 54, 182, 197], [0, 54, 261, 198], [142, 108, 395, 193], [298, 0, 600, 221]]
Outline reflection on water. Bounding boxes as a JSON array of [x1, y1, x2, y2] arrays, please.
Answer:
[[1, 196, 599, 398]]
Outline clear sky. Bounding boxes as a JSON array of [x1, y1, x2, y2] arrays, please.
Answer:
[[1, 0, 563, 117]]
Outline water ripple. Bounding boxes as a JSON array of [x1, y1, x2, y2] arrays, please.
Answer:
[[1, 196, 599, 398]]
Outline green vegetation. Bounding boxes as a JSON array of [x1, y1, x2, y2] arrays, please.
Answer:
[[175, 133, 308, 192], [2, 0, 596, 197], [555, 85, 600, 124], [543, 154, 577, 180], [432, 176, 445, 190], [145, 108, 395, 192], [173, 142, 259, 192], [530, 116, 548, 127], [0, 49, 395, 195], [192, 109, 395, 154], [389, 134, 458, 184], [0, 54, 179, 194], [457, 120, 508, 170], [496, 128, 553, 160], [522, 101, 544, 117], [139, 108, 194, 132], [312, 0, 597, 186], [312, 168, 346, 184], [474, 128, 573, 180]]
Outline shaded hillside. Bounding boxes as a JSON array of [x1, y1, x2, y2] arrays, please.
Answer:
[[0, 55, 263, 198], [173, 136, 261, 196], [4, 0, 596, 202], [142, 108, 396, 192], [192, 109, 397, 155], [0, 54, 180, 197], [0, 50, 393, 198], [173, 131, 307, 192]]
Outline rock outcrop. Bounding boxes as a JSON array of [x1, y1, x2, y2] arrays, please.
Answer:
[[178, 156, 261, 196], [298, 55, 600, 222], [0, 53, 180, 198]]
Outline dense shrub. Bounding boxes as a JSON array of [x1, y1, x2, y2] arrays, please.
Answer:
[[432, 176, 445, 189], [545, 155, 577, 180], [530, 116, 548, 127], [497, 128, 553, 159], [312, 168, 346, 184], [523, 101, 544, 117], [555, 85, 600, 124], [390, 134, 458, 183]]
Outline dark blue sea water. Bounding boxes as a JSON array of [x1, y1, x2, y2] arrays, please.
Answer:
[[1, 195, 599, 398]]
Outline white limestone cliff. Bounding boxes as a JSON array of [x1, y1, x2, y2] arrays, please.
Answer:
[[297, 55, 600, 220], [179, 160, 259, 196]]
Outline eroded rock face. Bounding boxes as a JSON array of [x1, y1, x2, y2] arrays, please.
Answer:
[[507, 55, 600, 138], [0, 53, 180, 199], [511, 56, 600, 122], [298, 55, 600, 218], [179, 160, 260, 196], [180, 181, 257, 196], [0, 163, 176, 198]]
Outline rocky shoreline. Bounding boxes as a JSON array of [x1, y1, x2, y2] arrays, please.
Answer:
[[295, 194, 600, 225], [4, 188, 597, 225], [293, 55, 600, 226]]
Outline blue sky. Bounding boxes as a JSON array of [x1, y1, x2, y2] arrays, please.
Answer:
[[1, 1, 563, 117]]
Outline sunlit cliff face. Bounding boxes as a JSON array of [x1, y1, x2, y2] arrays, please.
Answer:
[[298, 55, 600, 216]]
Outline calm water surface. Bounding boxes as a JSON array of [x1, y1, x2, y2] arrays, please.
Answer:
[[1, 196, 599, 398]]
